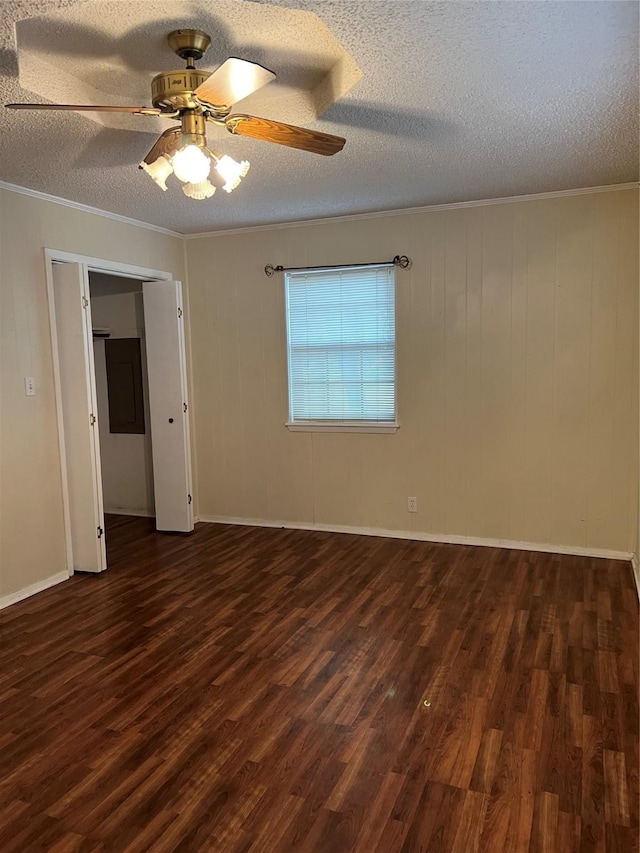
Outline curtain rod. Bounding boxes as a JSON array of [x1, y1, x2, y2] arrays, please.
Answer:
[[264, 255, 412, 277]]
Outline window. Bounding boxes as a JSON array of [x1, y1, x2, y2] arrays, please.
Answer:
[[285, 264, 397, 432]]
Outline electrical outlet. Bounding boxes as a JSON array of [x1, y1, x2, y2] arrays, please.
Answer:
[[24, 377, 36, 396], [408, 496, 418, 513]]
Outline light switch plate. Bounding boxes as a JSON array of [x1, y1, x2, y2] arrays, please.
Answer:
[[24, 377, 36, 396]]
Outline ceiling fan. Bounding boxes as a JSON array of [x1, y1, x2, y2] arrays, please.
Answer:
[[6, 29, 346, 200]]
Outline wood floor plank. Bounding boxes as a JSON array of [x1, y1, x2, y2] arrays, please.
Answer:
[[530, 791, 560, 853], [449, 789, 489, 853], [351, 770, 404, 852], [582, 713, 607, 852], [556, 810, 582, 852], [602, 749, 631, 827], [0, 516, 637, 852]]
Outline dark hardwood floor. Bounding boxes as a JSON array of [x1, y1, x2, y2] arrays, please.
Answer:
[[0, 515, 638, 852]]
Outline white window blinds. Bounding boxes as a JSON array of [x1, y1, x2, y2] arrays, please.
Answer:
[[285, 264, 396, 425]]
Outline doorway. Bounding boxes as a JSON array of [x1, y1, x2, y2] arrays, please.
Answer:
[[46, 250, 194, 577], [89, 272, 155, 521]]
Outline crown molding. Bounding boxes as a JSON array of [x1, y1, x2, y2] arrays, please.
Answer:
[[1, 179, 637, 241], [0, 181, 183, 239], [184, 182, 640, 239]]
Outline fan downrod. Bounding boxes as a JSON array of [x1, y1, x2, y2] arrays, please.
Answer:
[[167, 29, 211, 63]]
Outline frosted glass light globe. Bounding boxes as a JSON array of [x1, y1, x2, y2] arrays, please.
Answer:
[[183, 180, 216, 200], [215, 155, 250, 193], [172, 145, 211, 184], [140, 155, 173, 191]]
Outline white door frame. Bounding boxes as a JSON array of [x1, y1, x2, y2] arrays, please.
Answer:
[[44, 248, 175, 576]]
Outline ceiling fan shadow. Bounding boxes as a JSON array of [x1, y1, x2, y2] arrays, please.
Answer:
[[320, 101, 458, 143], [15, 13, 236, 74], [16, 11, 353, 95], [72, 126, 158, 170], [0, 48, 18, 77]]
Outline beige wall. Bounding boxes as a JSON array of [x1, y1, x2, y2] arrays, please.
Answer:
[[0, 189, 185, 600], [186, 188, 639, 554]]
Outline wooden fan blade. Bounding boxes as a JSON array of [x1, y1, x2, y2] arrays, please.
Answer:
[[224, 115, 346, 156], [6, 103, 161, 115], [141, 126, 182, 165], [194, 58, 275, 108]]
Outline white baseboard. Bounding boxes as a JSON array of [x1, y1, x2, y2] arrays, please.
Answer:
[[632, 554, 639, 598], [104, 508, 155, 518], [0, 570, 69, 611], [197, 515, 633, 562]]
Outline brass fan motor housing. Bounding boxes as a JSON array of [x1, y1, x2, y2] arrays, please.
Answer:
[[151, 69, 211, 110], [167, 29, 211, 62]]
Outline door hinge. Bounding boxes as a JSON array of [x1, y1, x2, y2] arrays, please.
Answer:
[[89, 413, 96, 426], [177, 307, 183, 318], [188, 494, 192, 504], [97, 526, 104, 539], [183, 402, 188, 413], [82, 296, 89, 308]]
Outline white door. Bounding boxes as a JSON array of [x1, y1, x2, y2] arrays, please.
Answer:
[[52, 262, 107, 573], [142, 281, 194, 532]]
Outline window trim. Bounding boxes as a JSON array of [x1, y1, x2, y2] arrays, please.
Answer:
[[285, 421, 399, 434], [284, 263, 398, 433]]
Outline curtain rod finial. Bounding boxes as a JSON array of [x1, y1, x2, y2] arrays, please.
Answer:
[[265, 264, 284, 277]]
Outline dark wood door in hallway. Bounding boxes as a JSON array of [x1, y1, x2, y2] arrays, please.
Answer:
[[0, 515, 637, 851]]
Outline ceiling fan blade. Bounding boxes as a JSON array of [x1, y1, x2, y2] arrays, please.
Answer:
[[224, 115, 346, 156], [194, 58, 275, 108], [141, 126, 182, 165], [6, 103, 161, 115]]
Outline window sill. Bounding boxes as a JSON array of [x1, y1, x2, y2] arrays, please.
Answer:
[[286, 421, 399, 434]]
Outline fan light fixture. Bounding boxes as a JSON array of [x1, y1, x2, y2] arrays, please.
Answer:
[[139, 111, 250, 201], [141, 142, 249, 199], [140, 136, 249, 199]]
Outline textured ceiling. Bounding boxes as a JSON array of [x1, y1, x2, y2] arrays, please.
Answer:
[[0, 1, 638, 235]]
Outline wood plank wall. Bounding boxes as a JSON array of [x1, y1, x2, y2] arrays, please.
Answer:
[[186, 189, 639, 554]]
